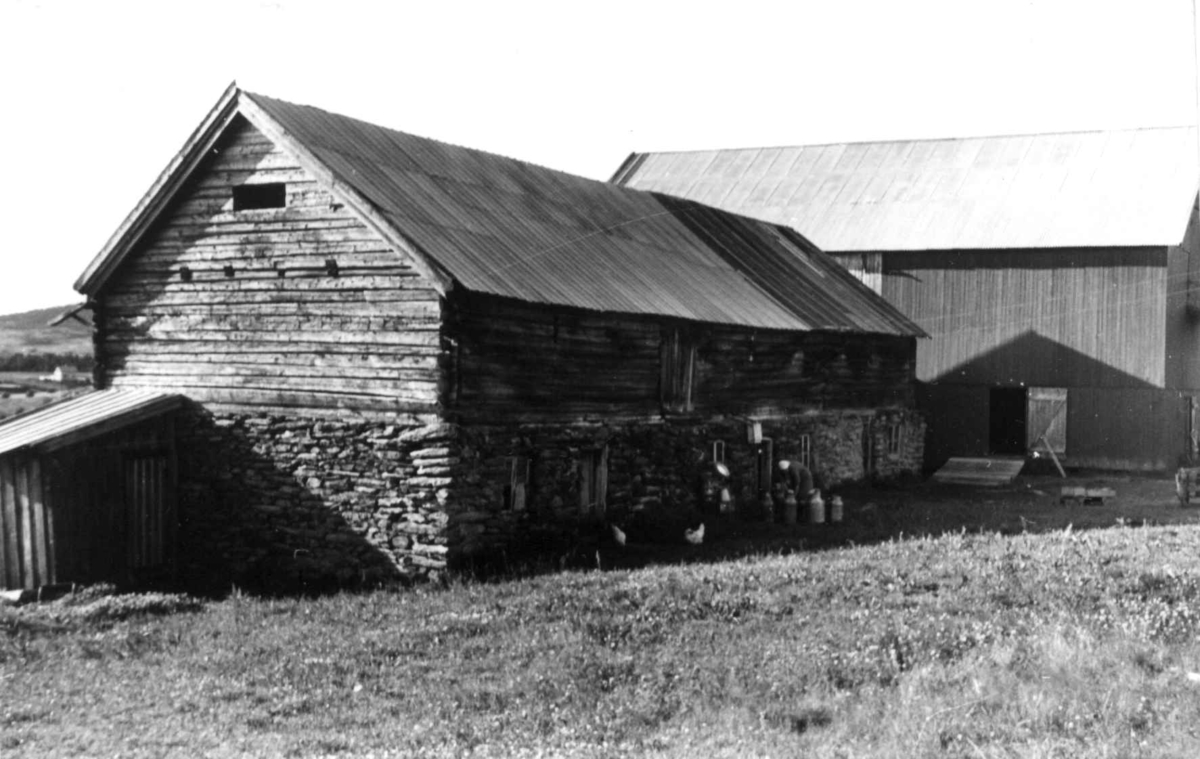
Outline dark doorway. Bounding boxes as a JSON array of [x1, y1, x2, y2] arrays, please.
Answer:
[[989, 387, 1027, 455]]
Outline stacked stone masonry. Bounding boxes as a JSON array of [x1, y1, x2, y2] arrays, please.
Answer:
[[174, 404, 923, 589]]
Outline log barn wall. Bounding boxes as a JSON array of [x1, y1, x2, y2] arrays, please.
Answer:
[[448, 291, 918, 423], [93, 115, 444, 416]]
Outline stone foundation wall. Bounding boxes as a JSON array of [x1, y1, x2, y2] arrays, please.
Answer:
[[173, 404, 923, 589], [448, 409, 925, 561], [175, 406, 457, 591]]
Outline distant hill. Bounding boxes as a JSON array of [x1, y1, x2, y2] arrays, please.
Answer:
[[0, 303, 93, 356]]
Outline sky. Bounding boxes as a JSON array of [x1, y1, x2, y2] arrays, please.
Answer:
[[0, 0, 1198, 316]]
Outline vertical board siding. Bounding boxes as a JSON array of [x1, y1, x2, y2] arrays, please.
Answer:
[[1, 457, 21, 589], [1067, 388, 1188, 471], [18, 460, 35, 587], [0, 456, 52, 590], [126, 454, 167, 569], [0, 415, 177, 591], [96, 116, 443, 414], [884, 248, 1167, 387]]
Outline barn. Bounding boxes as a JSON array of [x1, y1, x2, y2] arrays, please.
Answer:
[[4, 84, 924, 590], [613, 129, 1200, 472]]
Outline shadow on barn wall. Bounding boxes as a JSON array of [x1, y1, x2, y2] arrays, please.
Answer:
[[919, 331, 1188, 472], [931, 330, 1158, 389], [172, 401, 446, 596]]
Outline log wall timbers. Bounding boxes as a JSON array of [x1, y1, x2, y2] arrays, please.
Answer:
[[95, 117, 444, 413], [446, 291, 918, 424]]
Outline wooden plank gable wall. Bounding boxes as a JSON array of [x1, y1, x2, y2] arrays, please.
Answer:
[[95, 116, 444, 415]]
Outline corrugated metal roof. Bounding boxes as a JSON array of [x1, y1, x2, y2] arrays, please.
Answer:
[[0, 389, 185, 456], [241, 92, 922, 336], [613, 128, 1200, 251]]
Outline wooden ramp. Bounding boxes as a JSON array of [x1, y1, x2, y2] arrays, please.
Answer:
[[932, 457, 1026, 487]]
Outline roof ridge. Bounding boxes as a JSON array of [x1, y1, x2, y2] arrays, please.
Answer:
[[242, 90, 621, 190], [625, 124, 1199, 158]]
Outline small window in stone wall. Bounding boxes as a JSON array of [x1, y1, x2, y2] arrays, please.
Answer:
[[887, 423, 904, 456], [579, 446, 609, 515], [505, 456, 530, 511], [798, 434, 812, 469]]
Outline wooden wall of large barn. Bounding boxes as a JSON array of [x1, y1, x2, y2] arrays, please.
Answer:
[[884, 230, 1200, 471]]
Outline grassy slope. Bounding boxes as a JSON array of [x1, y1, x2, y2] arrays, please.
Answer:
[[5, 524, 1200, 757], [0, 304, 92, 355]]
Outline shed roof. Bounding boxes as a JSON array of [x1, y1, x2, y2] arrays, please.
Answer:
[[74, 84, 923, 337], [0, 389, 185, 456], [612, 128, 1200, 251]]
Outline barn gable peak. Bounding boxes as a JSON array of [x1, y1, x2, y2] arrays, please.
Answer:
[[74, 83, 451, 297]]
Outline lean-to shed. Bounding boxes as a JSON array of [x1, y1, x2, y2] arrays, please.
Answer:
[[0, 389, 184, 591]]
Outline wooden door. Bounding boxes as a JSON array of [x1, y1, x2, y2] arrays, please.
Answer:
[[1027, 387, 1068, 454]]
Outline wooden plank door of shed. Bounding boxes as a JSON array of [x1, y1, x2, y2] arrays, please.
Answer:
[[124, 452, 169, 573], [1027, 387, 1068, 454]]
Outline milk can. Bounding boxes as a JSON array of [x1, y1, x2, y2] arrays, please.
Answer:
[[807, 489, 826, 524], [829, 495, 844, 523]]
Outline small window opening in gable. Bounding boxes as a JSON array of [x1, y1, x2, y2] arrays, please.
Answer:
[[661, 326, 696, 413], [223, 264, 235, 278], [579, 446, 609, 515], [325, 258, 340, 277], [504, 455, 531, 512], [887, 423, 904, 456], [178, 266, 193, 282], [233, 182, 286, 211], [798, 434, 812, 469]]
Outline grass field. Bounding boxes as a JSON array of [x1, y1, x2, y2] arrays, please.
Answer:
[[5, 481, 1200, 757]]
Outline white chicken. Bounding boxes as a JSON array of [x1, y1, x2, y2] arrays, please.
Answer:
[[684, 523, 705, 545], [611, 524, 627, 547]]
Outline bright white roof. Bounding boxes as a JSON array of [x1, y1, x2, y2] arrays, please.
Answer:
[[615, 127, 1200, 251]]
